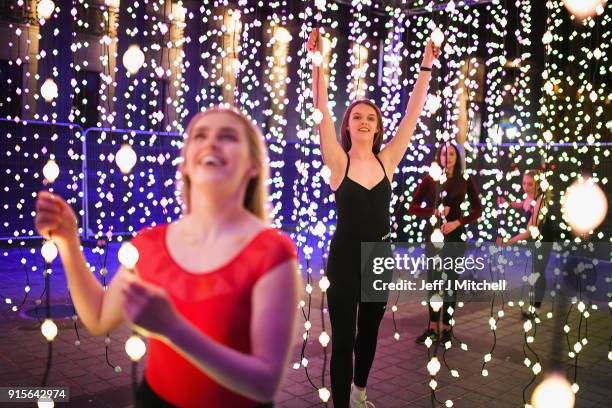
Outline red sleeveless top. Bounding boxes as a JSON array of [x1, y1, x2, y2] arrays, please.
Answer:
[[131, 224, 297, 407]]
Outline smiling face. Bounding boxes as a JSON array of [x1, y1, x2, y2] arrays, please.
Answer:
[[181, 112, 257, 192], [439, 144, 457, 170], [347, 103, 379, 147], [522, 173, 536, 196]]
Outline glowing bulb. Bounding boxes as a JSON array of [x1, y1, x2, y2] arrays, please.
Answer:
[[116, 144, 137, 174], [562, 0, 606, 20], [429, 162, 443, 181], [532, 362, 542, 375], [37, 0, 55, 20], [394, 332, 400, 340], [563, 178, 607, 235], [424, 337, 433, 348], [318, 276, 330, 292], [315, 0, 327, 10], [122, 45, 145, 75], [118, 242, 139, 270], [429, 379, 437, 389], [430, 228, 444, 243], [40, 79, 58, 102], [311, 51, 323, 66], [431, 27, 444, 47], [542, 31, 553, 45], [41, 319, 58, 341], [429, 294, 443, 312], [445, 400, 454, 407], [318, 387, 330, 402], [427, 357, 441, 376], [37, 397, 54, 408], [41, 240, 58, 263], [571, 383, 579, 393], [531, 374, 575, 408], [42, 159, 60, 183], [125, 335, 146, 361], [274, 27, 292, 44], [312, 109, 323, 124], [524, 320, 533, 332], [482, 369, 488, 376], [318, 331, 330, 347], [543, 130, 553, 143]]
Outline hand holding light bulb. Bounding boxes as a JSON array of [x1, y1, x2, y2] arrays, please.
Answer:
[[35, 191, 79, 247], [122, 274, 179, 342]]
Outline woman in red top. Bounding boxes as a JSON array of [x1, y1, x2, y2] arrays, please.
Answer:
[[408, 142, 482, 345], [34, 107, 300, 407]]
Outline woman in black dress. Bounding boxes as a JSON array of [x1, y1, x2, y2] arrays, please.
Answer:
[[307, 28, 440, 407]]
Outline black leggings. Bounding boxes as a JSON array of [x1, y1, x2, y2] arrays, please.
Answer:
[[327, 281, 386, 408]]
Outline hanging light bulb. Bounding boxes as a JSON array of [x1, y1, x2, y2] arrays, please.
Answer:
[[318, 331, 330, 347], [562, 0, 606, 20], [41, 319, 58, 341], [318, 276, 330, 292], [40, 78, 58, 102], [274, 27, 292, 44], [118, 242, 139, 270], [125, 335, 146, 361], [562, 178, 607, 235], [428, 162, 443, 181], [531, 373, 575, 408], [37, 396, 54, 408], [41, 240, 58, 263], [122, 45, 145, 75], [431, 27, 445, 47], [318, 387, 331, 402], [42, 159, 60, 183], [37, 0, 55, 20], [429, 294, 443, 312], [312, 109, 323, 124], [116, 144, 137, 174], [427, 357, 441, 376], [431, 228, 444, 243]]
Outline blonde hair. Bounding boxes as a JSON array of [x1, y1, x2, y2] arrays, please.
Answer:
[[179, 106, 269, 221]]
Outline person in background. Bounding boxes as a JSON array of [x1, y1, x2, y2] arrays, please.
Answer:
[[409, 142, 482, 345]]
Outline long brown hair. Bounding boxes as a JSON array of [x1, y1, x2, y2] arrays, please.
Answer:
[[339, 99, 384, 153], [179, 107, 269, 221]]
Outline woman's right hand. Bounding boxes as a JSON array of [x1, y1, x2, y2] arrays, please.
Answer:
[[35, 191, 79, 246], [306, 28, 320, 53]]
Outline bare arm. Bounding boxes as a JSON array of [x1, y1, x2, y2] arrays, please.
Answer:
[[307, 28, 345, 175], [379, 40, 440, 172], [162, 259, 300, 402], [35, 191, 125, 336]]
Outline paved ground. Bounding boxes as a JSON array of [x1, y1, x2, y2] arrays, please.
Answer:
[[1, 242, 610, 407]]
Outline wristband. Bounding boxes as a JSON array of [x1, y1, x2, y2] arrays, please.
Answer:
[[420, 66, 432, 72]]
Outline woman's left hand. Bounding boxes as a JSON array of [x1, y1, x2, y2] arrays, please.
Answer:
[[422, 40, 441, 69], [122, 274, 179, 341], [441, 220, 461, 235]]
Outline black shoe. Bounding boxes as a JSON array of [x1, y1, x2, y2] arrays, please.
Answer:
[[415, 329, 438, 345], [440, 329, 452, 344]]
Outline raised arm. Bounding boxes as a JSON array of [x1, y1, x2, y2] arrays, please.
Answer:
[[307, 28, 345, 175], [379, 40, 441, 172], [34, 191, 126, 336]]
